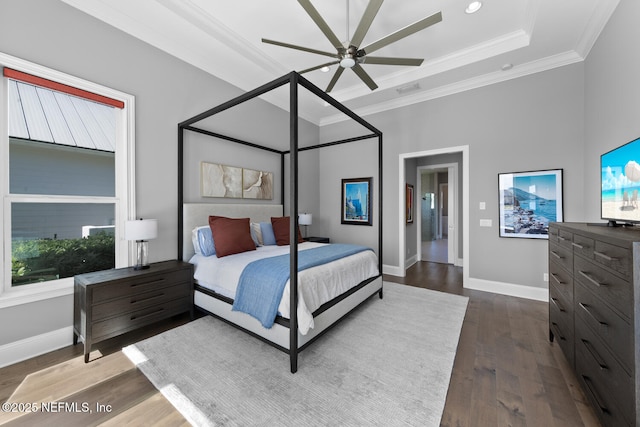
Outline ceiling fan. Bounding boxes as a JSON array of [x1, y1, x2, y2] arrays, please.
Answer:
[[262, 0, 442, 93]]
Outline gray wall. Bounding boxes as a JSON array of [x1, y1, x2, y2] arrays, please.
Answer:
[[321, 64, 585, 289], [584, 0, 640, 221]]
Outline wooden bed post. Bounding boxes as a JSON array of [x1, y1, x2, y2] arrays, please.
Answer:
[[289, 72, 299, 374]]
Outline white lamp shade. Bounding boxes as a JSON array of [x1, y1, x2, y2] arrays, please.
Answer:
[[299, 213, 312, 226], [125, 219, 158, 241]]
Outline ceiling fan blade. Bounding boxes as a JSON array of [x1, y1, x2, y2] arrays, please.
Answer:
[[362, 56, 424, 66], [360, 11, 442, 55], [262, 38, 339, 59], [326, 67, 345, 93], [352, 63, 378, 91], [298, 60, 340, 74], [298, 0, 345, 52], [349, 0, 384, 48]]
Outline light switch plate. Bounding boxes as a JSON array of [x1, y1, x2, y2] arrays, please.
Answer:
[[480, 219, 492, 227]]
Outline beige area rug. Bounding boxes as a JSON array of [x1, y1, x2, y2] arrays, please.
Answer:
[[123, 282, 468, 426]]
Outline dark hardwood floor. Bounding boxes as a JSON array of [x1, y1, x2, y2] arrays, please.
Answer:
[[0, 262, 601, 426], [385, 261, 601, 427]]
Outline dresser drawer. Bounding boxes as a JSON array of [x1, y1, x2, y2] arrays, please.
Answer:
[[575, 319, 633, 427], [549, 285, 574, 365], [593, 240, 631, 278], [549, 259, 573, 303], [92, 269, 192, 303], [548, 226, 559, 243], [549, 241, 573, 275], [574, 256, 632, 321], [92, 282, 190, 321], [557, 229, 574, 250], [572, 234, 594, 259], [574, 281, 632, 372], [91, 296, 190, 341]]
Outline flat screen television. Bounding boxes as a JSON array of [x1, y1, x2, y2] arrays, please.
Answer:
[[601, 136, 640, 226]]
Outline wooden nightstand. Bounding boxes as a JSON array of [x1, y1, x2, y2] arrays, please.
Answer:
[[73, 260, 193, 362], [305, 236, 330, 243]]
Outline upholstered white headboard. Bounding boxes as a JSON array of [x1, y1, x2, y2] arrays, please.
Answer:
[[182, 203, 283, 261]]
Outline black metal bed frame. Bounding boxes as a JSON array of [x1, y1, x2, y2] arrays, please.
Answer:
[[177, 72, 383, 373]]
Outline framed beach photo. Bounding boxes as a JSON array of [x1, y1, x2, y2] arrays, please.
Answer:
[[498, 169, 563, 239], [341, 177, 372, 225]]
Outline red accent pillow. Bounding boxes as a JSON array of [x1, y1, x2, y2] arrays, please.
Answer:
[[208, 216, 256, 257], [271, 216, 304, 246]]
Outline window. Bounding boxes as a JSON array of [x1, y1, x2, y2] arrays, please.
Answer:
[[0, 53, 135, 303]]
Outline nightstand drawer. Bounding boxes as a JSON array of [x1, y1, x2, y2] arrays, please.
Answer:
[[92, 269, 191, 303], [92, 296, 190, 341], [92, 282, 191, 321]]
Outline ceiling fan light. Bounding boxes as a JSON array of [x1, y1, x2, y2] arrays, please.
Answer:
[[340, 56, 356, 68], [465, 1, 482, 14]]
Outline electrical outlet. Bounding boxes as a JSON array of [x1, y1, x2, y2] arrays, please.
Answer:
[[543, 273, 549, 282]]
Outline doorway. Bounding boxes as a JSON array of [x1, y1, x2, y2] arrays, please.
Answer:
[[398, 146, 469, 286], [417, 165, 455, 264]]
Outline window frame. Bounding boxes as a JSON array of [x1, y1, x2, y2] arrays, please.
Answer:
[[0, 52, 136, 308]]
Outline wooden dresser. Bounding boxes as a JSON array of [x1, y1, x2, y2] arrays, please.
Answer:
[[73, 260, 193, 362], [548, 222, 639, 427]]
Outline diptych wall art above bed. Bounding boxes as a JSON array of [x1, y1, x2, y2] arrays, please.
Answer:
[[201, 161, 273, 200]]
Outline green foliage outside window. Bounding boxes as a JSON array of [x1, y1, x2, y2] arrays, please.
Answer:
[[12, 233, 115, 286]]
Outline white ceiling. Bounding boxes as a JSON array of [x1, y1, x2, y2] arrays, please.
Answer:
[[60, 0, 619, 126]]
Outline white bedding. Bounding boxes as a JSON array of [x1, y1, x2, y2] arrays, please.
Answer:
[[189, 242, 379, 335]]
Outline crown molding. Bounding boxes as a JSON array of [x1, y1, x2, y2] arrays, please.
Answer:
[[320, 50, 584, 126], [575, 0, 620, 58]]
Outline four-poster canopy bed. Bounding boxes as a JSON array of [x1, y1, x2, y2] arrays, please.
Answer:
[[177, 72, 383, 373]]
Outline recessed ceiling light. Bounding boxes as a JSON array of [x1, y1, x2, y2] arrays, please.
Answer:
[[465, 1, 482, 14], [321, 66, 331, 73]]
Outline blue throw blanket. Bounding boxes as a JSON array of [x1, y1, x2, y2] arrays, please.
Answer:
[[232, 243, 371, 329]]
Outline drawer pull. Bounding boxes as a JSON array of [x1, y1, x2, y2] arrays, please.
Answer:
[[581, 375, 610, 415], [550, 297, 566, 312], [550, 273, 564, 285], [558, 236, 566, 241], [571, 242, 584, 249], [131, 292, 165, 304], [551, 322, 566, 341], [550, 251, 562, 260], [593, 251, 616, 262], [577, 270, 605, 287], [130, 307, 164, 321], [578, 302, 607, 327], [131, 278, 166, 287], [581, 339, 608, 370]]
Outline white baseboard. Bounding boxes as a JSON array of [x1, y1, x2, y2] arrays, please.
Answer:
[[0, 326, 74, 368], [466, 278, 548, 302], [382, 264, 405, 277], [405, 254, 418, 270]]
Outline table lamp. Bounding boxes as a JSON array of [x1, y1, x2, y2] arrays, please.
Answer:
[[125, 219, 158, 270], [299, 213, 312, 238]]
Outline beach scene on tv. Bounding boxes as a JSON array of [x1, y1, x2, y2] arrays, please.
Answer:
[[601, 138, 640, 223], [500, 172, 559, 237]]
